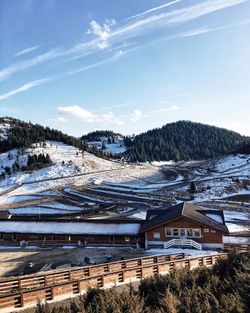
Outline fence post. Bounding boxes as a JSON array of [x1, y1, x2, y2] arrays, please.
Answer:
[[77, 280, 81, 294], [44, 274, 48, 286], [20, 292, 24, 307], [69, 270, 73, 281], [18, 278, 22, 291], [50, 286, 54, 300]]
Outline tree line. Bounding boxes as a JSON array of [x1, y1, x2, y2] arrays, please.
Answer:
[[234, 139, 250, 154], [124, 121, 246, 162], [81, 130, 122, 142], [0, 117, 113, 160]]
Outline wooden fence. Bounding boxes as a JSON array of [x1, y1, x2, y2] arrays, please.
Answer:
[[224, 243, 250, 252], [0, 252, 228, 312]]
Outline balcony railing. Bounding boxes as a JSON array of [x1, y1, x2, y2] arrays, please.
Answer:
[[164, 239, 202, 250]]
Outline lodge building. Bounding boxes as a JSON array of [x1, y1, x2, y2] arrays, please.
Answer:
[[0, 202, 229, 250]]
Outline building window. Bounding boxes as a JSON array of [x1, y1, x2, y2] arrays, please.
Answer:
[[65, 236, 71, 241], [85, 235, 94, 240], [211, 230, 216, 233], [173, 229, 179, 237], [29, 234, 38, 239], [193, 229, 201, 237], [52, 235, 57, 240], [180, 229, 186, 237], [187, 229, 193, 237], [204, 229, 209, 233], [165, 228, 172, 237], [0, 233, 4, 241], [125, 236, 130, 242], [153, 232, 161, 239]]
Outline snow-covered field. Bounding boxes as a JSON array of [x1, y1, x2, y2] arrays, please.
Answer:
[[0, 139, 249, 235], [0, 141, 167, 206], [87, 139, 126, 154], [0, 120, 11, 141], [145, 248, 219, 256]]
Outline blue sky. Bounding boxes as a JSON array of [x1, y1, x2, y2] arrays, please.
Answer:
[[0, 0, 250, 136]]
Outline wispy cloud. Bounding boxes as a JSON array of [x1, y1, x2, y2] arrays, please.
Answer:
[[0, 78, 51, 101], [113, 50, 125, 58], [180, 28, 211, 37], [86, 19, 116, 49], [0, 55, 122, 101], [179, 19, 250, 37], [97, 102, 130, 112], [130, 110, 142, 122], [102, 112, 124, 125], [0, 49, 60, 81], [125, 0, 183, 20], [112, 0, 247, 42], [14, 44, 45, 57], [0, 0, 247, 85], [54, 116, 67, 123], [65, 56, 118, 76]]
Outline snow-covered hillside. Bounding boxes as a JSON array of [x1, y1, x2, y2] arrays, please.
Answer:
[[0, 141, 127, 196], [87, 137, 126, 154], [0, 139, 166, 203], [0, 119, 11, 141]]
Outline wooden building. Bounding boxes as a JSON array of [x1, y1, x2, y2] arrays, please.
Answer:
[[0, 202, 229, 250], [140, 202, 229, 249], [0, 219, 143, 246]]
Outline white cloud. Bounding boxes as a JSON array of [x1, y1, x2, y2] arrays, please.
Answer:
[[179, 19, 250, 38], [55, 117, 67, 123], [180, 28, 211, 37], [204, 120, 250, 136], [0, 49, 60, 81], [87, 19, 116, 49], [0, 0, 247, 84], [14, 44, 44, 57], [0, 78, 50, 101], [102, 111, 124, 125], [111, 0, 247, 41], [57, 105, 124, 125], [114, 50, 124, 58], [130, 109, 142, 122], [57, 105, 97, 123], [126, 0, 183, 20], [160, 105, 180, 112], [66, 58, 114, 76]]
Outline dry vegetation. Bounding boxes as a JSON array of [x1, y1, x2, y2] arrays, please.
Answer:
[[20, 252, 250, 313]]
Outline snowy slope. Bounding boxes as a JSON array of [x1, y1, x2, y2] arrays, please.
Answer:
[[88, 139, 126, 154], [0, 119, 11, 141]]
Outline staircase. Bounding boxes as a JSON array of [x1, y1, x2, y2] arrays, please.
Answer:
[[164, 239, 202, 250]]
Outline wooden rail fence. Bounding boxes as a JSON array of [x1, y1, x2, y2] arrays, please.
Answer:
[[224, 244, 250, 252], [0, 253, 185, 295], [0, 253, 228, 312]]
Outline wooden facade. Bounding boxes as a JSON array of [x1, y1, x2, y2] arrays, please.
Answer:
[[0, 202, 229, 249], [0, 232, 142, 246], [144, 216, 224, 249]]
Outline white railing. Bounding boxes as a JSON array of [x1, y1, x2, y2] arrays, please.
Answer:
[[164, 239, 202, 250]]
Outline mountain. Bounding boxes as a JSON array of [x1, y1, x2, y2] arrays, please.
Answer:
[[124, 121, 247, 162], [234, 139, 250, 154], [81, 130, 126, 156], [0, 117, 109, 158], [81, 130, 123, 142]]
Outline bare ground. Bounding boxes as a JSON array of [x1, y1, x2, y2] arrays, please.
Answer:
[[0, 246, 145, 277]]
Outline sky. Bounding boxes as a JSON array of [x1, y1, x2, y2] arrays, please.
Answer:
[[0, 0, 250, 136]]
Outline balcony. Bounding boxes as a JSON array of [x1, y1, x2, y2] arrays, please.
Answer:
[[164, 239, 202, 250]]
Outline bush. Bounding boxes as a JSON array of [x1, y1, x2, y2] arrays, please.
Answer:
[[31, 252, 249, 313]]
